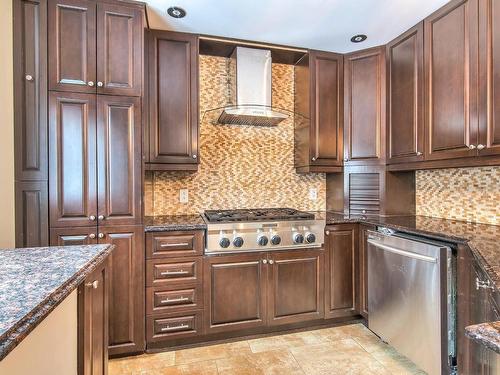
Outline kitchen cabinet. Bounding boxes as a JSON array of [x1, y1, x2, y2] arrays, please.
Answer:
[[324, 225, 358, 319], [15, 181, 49, 247], [424, 0, 479, 161], [50, 226, 98, 246], [268, 249, 324, 325], [78, 256, 109, 375], [386, 23, 425, 164], [294, 51, 344, 173], [48, 0, 143, 96], [146, 30, 199, 170], [357, 224, 374, 319], [344, 47, 386, 166]]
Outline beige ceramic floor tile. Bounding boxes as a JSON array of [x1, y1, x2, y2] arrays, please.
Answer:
[[176, 360, 219, 375], [248, 330, 327, 353], [371, 346, 425, 374], [314, 323, 376, 343], [216, 349, 304, 375], [353, 333, 392, 353], [175, 340, 252, 365]]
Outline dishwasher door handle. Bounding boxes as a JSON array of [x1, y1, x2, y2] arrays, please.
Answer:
[[367, 239, 438, 263]]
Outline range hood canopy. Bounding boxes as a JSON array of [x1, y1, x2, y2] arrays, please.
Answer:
[[202, 46, 291, 127]]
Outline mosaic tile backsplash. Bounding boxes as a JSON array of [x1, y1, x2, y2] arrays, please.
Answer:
[[416, 166, 500, 225], [148, 56, 326, 216]]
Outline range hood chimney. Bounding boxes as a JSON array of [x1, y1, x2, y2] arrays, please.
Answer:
[[216, 46, 288, 127]]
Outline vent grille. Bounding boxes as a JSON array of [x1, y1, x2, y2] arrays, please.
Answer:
[[349, 173, 380, 216], [217, 111, 286, 127]]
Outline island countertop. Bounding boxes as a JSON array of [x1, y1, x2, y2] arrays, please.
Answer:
[[0, 244, 114, 361]]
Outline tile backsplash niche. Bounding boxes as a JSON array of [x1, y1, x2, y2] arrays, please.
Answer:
[[146, 55, 326, 216], [416, 166, 500, 225]]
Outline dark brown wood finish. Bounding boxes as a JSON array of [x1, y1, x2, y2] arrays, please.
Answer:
[[204, 253, 268, 334], [49, 92, 97, 228], [98, 225, 145, 356], [50, 226, 98, 246], [344, 46, 386, 165], [146, 230, 204, 259], [146, 310, 204, 343], [15, 181, 49, 247], [387, 23, 425, 164], [357, 224, 374, 319], [48, 0, 97, 93], [424, 0, 480, 160], [324, 225, 359, 319], [147, 30, 199, 167], [78, 256, 109, 375], [96, 2, 143, 96], [146, 257, 202, 289], [268, 249, 324, 325], [97, 95, 142, 226], [146, 286, 202, 315]]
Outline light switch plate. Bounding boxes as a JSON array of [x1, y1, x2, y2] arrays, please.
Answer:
[[179, 189, 189, 203], [309, 188, 318, 201]]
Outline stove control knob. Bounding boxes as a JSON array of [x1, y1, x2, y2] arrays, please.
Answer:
[[233, 236, 244, 248], [270, 234, 281, 245], [257, 235, 269, 246], [219, 237, 231, 248], [305, 232, 316, 244], [293, 232, 304, 244]]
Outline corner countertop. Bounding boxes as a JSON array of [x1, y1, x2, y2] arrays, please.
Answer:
[[465, 321, 500, 354], [0, 244, 114, 361], [144, 214, 207, 232]]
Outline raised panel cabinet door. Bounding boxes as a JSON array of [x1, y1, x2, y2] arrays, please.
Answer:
[[478, 0, 500, 156], [324, 225, 359, 319], [204, 253, 267, 333], [96, 2, 143, 96], [424, 0, 479, 160], [267, 249, 324, 325], [50, 226, 98, 246], [13, 0, 47, 181], [97, 96, 141, 226], [387, 22, 425, 164], [15, 181, 49, 247], [148, 31, 199, 165], [310, 51, 344, 167], [49, 92, 97, 228], [48, 0, 97, 93], [78, 257, 109, 375], [344, 47, 386, 165], [98, 226, 145, 356]]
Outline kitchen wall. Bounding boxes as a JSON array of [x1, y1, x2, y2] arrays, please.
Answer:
[[147, 55, 326, 216], [0, 0, 15, 247], [416, 166, 500, 225]]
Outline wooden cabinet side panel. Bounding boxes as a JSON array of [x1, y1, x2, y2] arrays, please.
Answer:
[[15, 181, 49, 247]]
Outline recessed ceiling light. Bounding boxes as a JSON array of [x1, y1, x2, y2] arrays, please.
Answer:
[[351, 34, 367, 43], [167, 6, 186, 19]]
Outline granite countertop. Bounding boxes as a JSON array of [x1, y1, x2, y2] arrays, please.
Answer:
[[0, 244, 114, 361], [465, 321, 500, 354], [144, 214, 207, 232]]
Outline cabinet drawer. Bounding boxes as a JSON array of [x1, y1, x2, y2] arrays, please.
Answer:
[[146, 310, 203, 342], [146, 286, 202, 314], [146, 257, 202, 287], [146, 231, 204, 259]]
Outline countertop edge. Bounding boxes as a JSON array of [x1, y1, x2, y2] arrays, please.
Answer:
[[465, 322, 500, 355], [0, 244, 115, 361]]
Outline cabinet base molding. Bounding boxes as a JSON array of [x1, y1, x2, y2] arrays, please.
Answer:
[[145, 163, 199, 172]]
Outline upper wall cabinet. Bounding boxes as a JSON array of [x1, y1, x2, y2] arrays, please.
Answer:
[[386, 23, 425, 164], [48, 0, 143, 96], [146, 30, 199, 171], [294, 51, 344, 173], [344, 47, 386, 166]]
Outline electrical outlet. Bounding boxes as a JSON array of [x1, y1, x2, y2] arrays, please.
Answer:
[[179, 189, 188, 203], [309, 188, 318, 201]]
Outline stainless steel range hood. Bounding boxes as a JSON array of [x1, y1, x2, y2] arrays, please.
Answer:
[[210, 46, 289, 127]]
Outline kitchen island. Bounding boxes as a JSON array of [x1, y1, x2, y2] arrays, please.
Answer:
[[0, 244, 114, 374]]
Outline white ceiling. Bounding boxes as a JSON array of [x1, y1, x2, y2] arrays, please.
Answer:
[[143, 0, 450, 53]]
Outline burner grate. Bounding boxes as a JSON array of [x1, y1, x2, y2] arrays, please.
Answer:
[[204, 208, 314, 223]]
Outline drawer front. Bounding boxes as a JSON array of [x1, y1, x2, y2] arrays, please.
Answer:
[[146, 257, 202, 287], [146, 310, 203, 342], [146, 231, 204, 259], [146, 286, 202, 314]]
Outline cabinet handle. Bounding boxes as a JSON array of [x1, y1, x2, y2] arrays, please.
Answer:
[[416, 151, 422, 156], [25, 74, 34, 81], [477, 144, 485, 150], [269, 259, 274, 265], [311, 157, 316, 161], [89, 215, 96, 221], [160, 270, 189, 276], [98, 233, 105, 239], [161, 324, 189, 332], [86, 280, 99, 289], [344, 158, 349, 162], [325, 230, 330, 236], [98, 215, 105, 220], [192, 154, 197, 159], [476, 278, 494, 290], [469, 144, 476, 150], [89, 233, 96, 239], [262, 259, 268, 264], [160, 242, 190, 248], [88, 81, 94, 87], [160, 296, 189, 304], [97, 81, 103, 87]]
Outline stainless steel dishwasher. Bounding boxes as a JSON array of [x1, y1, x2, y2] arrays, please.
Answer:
[[367, 229, 456, 375]]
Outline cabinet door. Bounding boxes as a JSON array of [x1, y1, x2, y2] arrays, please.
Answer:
[[99, 225, 144, 356], [325, 225, 358, 319], [344, 47, 386, 165], [358, 225, 373, 319], [204, 253, 267, 333], [97, 96, 142, 226], [50, 226, 98, 246], [387, 23, 425, 164], [96, 2, 143, 96], [48, 0, 97, 93], [49, 92, 97, 228], [15, 181, 49, 248], [148, 31, 199, 165], [268, 249, 324, 325], [310, 51, 344, 167], [478, 0, 500, 156], [78, 257, 109, 375], [424, 0, 479, 160]]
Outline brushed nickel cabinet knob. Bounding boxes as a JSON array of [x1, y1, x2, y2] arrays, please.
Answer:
[[86, 280, 99, 289], [262, 259, 268, 264], [89, 215, 96, 221], [98, 215, 105, 220], [477, 144, 485, 150], [25, 74, 33, 81], [269, 259, 274, 265], [192, 154, 197, 159], [97, 81, 103, 87], [325, 230, 330, 236], [98, 233, 105, 239], [88, 81, 94, 87], [416, 151, 423, 156], [89, 233, 96, 239], [469, 144, 476, 150], [311, 157, 316, 161]]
